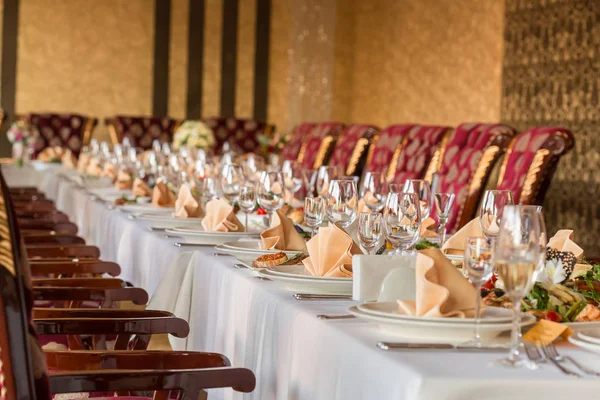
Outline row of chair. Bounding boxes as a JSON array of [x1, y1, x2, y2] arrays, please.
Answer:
[[0, 169, 256, 398]]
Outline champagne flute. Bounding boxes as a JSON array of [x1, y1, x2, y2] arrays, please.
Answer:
[[493, 205, 543, 368], [360, 171, 387, 212], [382, 192, 421, 254], [304, 196, 325, 237], [358, 212, 383, 254], [434, 192, 455, 247], [326, 179, 358, 229], [461, 237, 494, 347], [402, 179, 432, 220], [258, 171, 285, 226], [221, 164, 245, 204], [239, 183, 257, 232], [479, 190, 514, 239]]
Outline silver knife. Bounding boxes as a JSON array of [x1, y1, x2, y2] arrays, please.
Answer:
[[174, 242, 213, 247], [293, 293, 353, 300], [377, 342, 507, 351]]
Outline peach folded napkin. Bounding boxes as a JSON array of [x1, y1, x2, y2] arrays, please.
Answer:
[[103, 162, 117, 181], [302, 224, 362, 278], [115, 170, 133, 190], [37, 146, 64, 162], [132, 178, 152, 197], [201, 199, 244, 232], [61, 149, 77, 169], [397, 248, 483, 318], [85, 157, 103, 176], [441, 218, 483, 255], [260, 209, 306, 251], [151, 179, 176, 208], [77, 153, 90, 172], [548, 230, 584, 259], [174, 185, 205, 218], [420, 217, 437, 239]]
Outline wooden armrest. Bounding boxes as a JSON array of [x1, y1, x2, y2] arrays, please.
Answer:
[[46, 350, 230, 370], [9, 186, 40, 194], [13, 198, 54, 206], [19, 221, 78, 234], [16, 209, 64, 218], [49, 367, 256, 395], [33, 286, 148, 305], [13, 202, 57, 212], [11, 193, 47, 202], [24, 234, 85, 245], [30, 260, 121, 277], [27, 244, 99, 259], [34, 309, 176, 319], [33, 278, 125, 288], [19, 213, 69, 222]]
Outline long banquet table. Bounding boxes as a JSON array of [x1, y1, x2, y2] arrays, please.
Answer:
[[4, 164, 600, 400]]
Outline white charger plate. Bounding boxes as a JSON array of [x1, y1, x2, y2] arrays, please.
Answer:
[[214, 244, 303, 263], [568, 332, 600, 355], [259, 265, 352, 294], [165, 227, 260, 245], [348, 305, 535, 342], [134, 212, 204, 228], [118, 204, 174, 213], [357, 302, 514, 324]]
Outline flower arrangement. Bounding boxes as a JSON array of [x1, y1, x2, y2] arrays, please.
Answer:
[[172, 121, 215, 150], [6, 121, 38, 166], [257, 131, 289, 158]]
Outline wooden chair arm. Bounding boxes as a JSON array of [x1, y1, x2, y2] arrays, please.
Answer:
[[11, 193, 47, 202], [33, 278, 125, 288], [27, 244, 99, 259], [23, 234, 85, 245], [9, 186, 40, 194], [16, 209, 64, 218], [13, 198, 54, 206], [46, 350, 230, 370], [49, 367, 256, 395], [19, 213, 69, 222], [19, 221, 78, 234], [13, 202, 57, 212], [33, 287, 148, 305], [30, 260, 121, 277]]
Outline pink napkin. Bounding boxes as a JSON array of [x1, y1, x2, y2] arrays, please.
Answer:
[[85, 157, 103, 177], [260, 209, 306, 251], [201, 199, 244, 232], [175, 185, 205, 218], [442, 218, 483, 255], [132, 178, 152, 197], [77, 153, 90, 172], [115, 170, 133, 190], [151, 179, 176, 208], [37, 146, 64, 162], [397, 248, 483, 318], [103, 162, 117, 181], [61, 150, 77, 169], [548, 230, 584, 258], [302, 224, 362, 278]]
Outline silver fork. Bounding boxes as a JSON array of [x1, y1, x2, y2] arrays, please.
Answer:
[[544, 343, 599, 377], [524, 342, 543, 368], [540, 344, 581, 377]]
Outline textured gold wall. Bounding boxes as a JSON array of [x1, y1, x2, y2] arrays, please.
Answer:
[[201, 0, 223, 118], [15, 0, 155, 143], [235, 0, 256, 118], [169, 0, 189, 120]]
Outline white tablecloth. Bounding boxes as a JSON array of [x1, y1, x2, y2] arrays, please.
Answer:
[[4, 164, 600, 400]]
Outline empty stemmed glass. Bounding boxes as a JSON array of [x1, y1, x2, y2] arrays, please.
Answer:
[[326, 179, 358, 229], [360, 171, 387, 212], [243, 156, 266, 184], [316, 166, 340, 198], [479, 190, 514, 239], [434, 192, 455, 247], [403, 179, 432, 220], [281, 160, 304, 203], [201, 176, 219, 207], [358, 212, 383, 254], [461, 237, 495, 347], [382, 192, 421, 254], [221, 164, 245, 204], [258, 171, 285, 226], [493, 205, 544, 368], [239, 183, 257, 232], [304, 196, 325, 237], [302, 169, 318, 197]]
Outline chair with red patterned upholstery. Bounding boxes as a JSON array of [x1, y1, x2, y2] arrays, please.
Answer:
[[203, 117, 275, 155], [387, 125, 451, 184], [25, 113, 97, 159], [297, 122, 345, 170], [435, 122, 516, 233], [106, 116, 181, 150], [496, 126, 574, 205], [363, 124, 416, 175], [327, 124, 380, 176], [280, 123, 317, 161]]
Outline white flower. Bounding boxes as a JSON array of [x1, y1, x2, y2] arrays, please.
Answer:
[[536, 258, 567, 284]]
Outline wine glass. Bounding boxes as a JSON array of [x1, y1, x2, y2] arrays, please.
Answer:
[[201, 176, 219, 207], [239, 183, 257, 232], [382, 192, 421, 254], [302, 169, 318, 197], [403, 179, 432, 220], [461, 237, 494, 347], [388, 183, 403, 193], [434, 192, 455, 247], [281, 161, 304, 203], [493, 205, 544, 368], [316, 166, 340, 197], [479, 190, 514, 239], [325, 179, 358, 229], [243, 156, 266, 183], [221, 164, 245, 204], [358, 212, 383, 254], [258, 171, 285, 226], [360, 171, 387, 212], [304, 196, 325, 237]]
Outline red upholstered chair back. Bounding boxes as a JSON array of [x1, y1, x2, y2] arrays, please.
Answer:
[[328, 124, 379, 176], [297, 122, 345, 170], [364, 124, 416, 175], [107, 116, 181, 150], [436, 123, 516, 232], [496, 126, 574, 205], [204, 117, 274, 155], [28, 113, 96, 159], [281, 123, 316, 161], [387, 125, 451, 184]]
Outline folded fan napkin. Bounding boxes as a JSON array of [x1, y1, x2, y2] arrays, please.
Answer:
[[260, 209, 306, 251], [441, 218, 483, 255], [302, 224, 362, 278], [201, 199, 244, 232], [420, 217, 437, 239], [77, 153, 90, 172], [151, 179, 176, 208], [85, 157, 103, 176], [103, 162, 117, 181], [115, 169, 133, 190], [397, 248, 483, 318], [175, 185, 205, 218], [61, 149, 77, 169], [37, 146, 64, 162], [132, 178, 152, 197], [548, 229, 584, 259]]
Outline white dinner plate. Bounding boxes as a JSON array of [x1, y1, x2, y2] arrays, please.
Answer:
[[348, 306, 535, 342], [444, 253, 464, 263], [357, 302, 514, 324], [259, 265, 352, 294], [118, 204, 174, 213], [568, 332, 600, 355], [214, 244, 303, 263], [238, 213, 268, 230], [578, 331, 600, 345], [165, 227, 260, 245], [134, 212, 204, 228]]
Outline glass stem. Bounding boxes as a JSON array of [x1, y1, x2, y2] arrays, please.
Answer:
[[438, 217, 447, 246], [509, 298, 522, 361], [245, 212, 249, 232], [473, 285, 482, 343], [268, 212, 273, 228]]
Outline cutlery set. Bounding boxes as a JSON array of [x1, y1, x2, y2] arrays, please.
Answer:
[[525, 342, 599, 378]]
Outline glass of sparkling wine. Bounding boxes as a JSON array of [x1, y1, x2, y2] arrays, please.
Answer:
[[304, 196, 325, 237], [493, 205, 543, 368]]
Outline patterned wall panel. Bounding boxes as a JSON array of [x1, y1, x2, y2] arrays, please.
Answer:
[[202, 0, 223, 118], [235, 0, 256, 118], [168, 0, 189, 119], [501, 0, 600, 255]]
